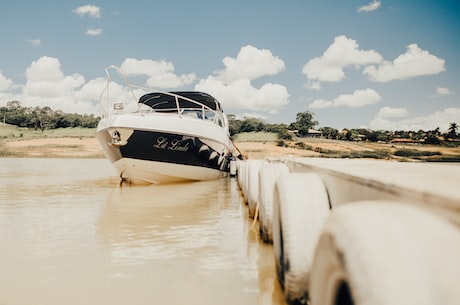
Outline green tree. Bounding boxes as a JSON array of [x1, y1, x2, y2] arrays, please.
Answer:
[[424, 127, 441, 145], [227, 116, 268, 136], [2, 101, 99, 130], [414, 129, 427, 141], [448, 122, 458, 138], [346, 129, 361, 141], [228, 118, 242, 136], [367, 130, 391, 142], [6, 101, 27, 127], [240, 117, 266, 133], [289, 111, 318, 136], [7, 100, 22, 110], [320, 126, 338, 139]]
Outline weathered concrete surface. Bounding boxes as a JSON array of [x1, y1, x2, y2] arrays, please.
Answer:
[[286, 158, 460, 224]]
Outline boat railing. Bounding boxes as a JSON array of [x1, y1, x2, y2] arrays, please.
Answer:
[[145, 103, 225, 125], [99, 65, 227, 128]]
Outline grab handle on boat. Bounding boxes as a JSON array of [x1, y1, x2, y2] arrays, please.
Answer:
[[113, 102, 124, 114]]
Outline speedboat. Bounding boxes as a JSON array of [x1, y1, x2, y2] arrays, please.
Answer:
[[96, 66, 237, 184]]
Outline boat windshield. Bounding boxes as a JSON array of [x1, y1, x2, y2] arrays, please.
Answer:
[[139, 92, 222, 111], [138, 91, 226, 127]]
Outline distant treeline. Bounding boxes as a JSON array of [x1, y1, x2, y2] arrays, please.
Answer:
[[1, 101, 458, 145], [228, 112, 459, 146], [1, 101, 100, 130]]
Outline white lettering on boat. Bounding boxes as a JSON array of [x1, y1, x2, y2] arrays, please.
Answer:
[[153, 136, 190, 152]]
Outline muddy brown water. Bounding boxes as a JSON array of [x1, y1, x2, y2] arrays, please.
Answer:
[[0, 158, 286, 305]]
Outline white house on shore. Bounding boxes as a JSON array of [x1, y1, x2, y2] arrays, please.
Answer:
[[291, 129, 323, 138]]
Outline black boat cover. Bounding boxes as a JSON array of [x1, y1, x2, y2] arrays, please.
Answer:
[[139, 91, 222, 111]]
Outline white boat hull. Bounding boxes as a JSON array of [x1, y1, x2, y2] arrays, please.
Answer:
[[112, 158, 227, 184], [96, 112, 233, 184]]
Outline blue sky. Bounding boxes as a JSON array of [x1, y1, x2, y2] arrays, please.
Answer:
[[0, 0, 459, 131]]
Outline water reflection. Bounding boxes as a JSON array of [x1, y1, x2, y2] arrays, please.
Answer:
[[97, 178, 285, 304], [98, 179, 243, 266]]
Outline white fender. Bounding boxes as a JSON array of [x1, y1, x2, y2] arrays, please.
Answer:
[[310, 201, 460, 305], [258, 161, 289, 243], [239, 161, 249, 202], [273, 172, 330, 304], [247, 160, 264, 218], [237, 160, 246, 190]]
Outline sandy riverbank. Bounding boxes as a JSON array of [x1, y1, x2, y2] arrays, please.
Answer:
[[2, 137, 105, 158], [1, 137, 303, 159]]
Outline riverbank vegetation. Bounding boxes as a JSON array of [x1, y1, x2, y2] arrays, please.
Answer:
[[0, 123, 96, 140], [233, 132, 460, 162], [0, 101, 99, 130], [1, 102, 459, 161], [228, 113, 459, 146]]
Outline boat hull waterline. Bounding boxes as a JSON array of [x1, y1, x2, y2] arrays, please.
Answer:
[[96, 125, 233, 184], [96, 81, 236, 184]]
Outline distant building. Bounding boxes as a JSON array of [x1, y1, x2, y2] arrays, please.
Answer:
[[304, 129, 323, 138], [291, 129, 323, 138]]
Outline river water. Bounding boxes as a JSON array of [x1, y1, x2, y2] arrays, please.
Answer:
[[0, 158, 286, 305]]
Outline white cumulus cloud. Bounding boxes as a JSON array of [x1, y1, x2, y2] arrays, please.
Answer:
[[195, 45, 289, 113], [24, 57, 85, 98], [0, 56, 99, 114], [73, 5, 101, 18], [0, 56, 189, 115], [302, 35, 382, 84], [215, 45, 285, 83], [363, 44, 445, 82], [195, 78, 289, 113], [309, 88, 381, 109], [375, 106, 409, 119], [370, 107, 460, 131], [436, 87, 454, 96], [28, 38, 41, 47], [0, 71, 13, 92], [357, 0, 381, 13], [86, 28, 103, 36], [26, 56, 65, 82], [120, 58, 196, 89]]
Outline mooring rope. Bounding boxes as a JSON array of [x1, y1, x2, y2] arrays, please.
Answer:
[[250, 200, 259, 230]]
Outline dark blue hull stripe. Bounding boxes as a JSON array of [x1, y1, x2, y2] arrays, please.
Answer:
[[111, 130, 230, 171]]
